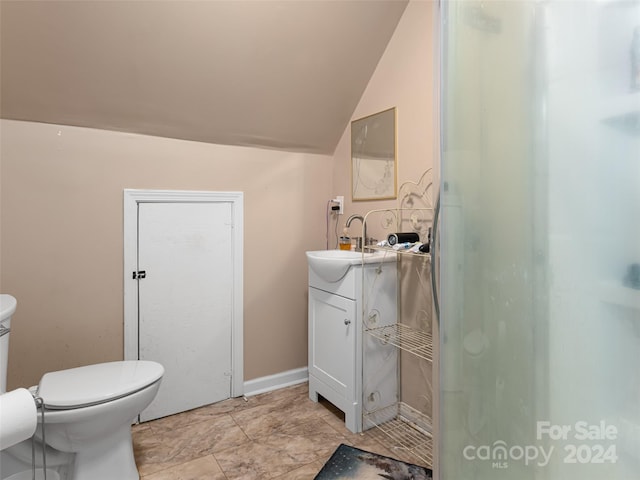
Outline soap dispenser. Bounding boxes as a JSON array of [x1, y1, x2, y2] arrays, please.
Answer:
[[339, 228, 351, 251]]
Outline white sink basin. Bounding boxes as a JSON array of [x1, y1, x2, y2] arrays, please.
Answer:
[[306, 249, 395, 283]]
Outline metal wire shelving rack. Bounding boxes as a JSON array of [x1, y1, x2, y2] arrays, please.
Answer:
[[363, 402, 434, 467], [359, 169, 437, 469]]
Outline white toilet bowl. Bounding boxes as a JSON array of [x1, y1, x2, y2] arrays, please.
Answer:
[[2, 360, 163, 480], [1, 295, 164, 479]]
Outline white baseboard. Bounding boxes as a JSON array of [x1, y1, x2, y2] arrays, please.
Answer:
[[243, 367, 308, 397]]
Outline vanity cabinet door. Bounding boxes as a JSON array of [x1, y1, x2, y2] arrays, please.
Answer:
[[308, 287, 356, 400]]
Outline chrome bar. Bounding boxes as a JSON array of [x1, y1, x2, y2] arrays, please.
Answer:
[[0, 324, 10, 337]]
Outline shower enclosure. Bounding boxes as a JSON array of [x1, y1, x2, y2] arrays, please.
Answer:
[[439, 1, 640, 479]]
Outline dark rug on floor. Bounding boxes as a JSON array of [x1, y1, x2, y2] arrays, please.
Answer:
[[314, 443, 433, 480]]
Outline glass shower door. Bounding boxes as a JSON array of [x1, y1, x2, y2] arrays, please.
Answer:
[[439, 1, 640, 479]]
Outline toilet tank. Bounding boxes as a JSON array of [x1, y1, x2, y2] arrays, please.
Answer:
[[0, 294, 17, 393]]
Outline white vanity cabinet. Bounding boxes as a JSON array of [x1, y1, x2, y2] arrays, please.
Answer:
[[308, 255, 397, 433]]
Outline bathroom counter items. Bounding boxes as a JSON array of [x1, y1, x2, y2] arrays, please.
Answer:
[[367, 243, 432, 256]]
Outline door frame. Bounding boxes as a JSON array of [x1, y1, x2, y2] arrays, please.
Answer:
[[123, 189, 244, 397]]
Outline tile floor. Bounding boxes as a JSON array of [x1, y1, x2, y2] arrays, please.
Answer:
[[132, 382, 416, 479]]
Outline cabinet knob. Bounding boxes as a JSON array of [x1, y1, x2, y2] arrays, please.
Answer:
[[344, 319, 351, 325]]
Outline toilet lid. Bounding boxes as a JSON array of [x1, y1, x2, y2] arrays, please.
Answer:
[[38, 360, 164, 409]]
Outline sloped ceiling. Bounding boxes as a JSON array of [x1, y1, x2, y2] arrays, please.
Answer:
[[0, 0, 409, 154]]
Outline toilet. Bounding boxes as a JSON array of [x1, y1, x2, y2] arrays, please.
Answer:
[[0, 294, 164, 480]]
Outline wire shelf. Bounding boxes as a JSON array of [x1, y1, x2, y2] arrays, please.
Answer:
[[364, 402, 433, 467], [364, 323, 433, 362], [365, 244, 432, 260]]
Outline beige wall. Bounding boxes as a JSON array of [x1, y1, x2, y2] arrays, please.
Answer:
[[333, 0, 437, 228], [0, 0, 436, 391], [0, 120, 333, 388]]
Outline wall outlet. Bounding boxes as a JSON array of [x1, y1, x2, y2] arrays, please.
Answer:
[[333, 195, 344, 215]]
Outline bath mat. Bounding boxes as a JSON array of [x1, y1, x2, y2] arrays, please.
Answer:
[[314, 443, 432, 479]]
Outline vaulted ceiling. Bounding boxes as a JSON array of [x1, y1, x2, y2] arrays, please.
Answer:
[[0, 0, 409, 154]]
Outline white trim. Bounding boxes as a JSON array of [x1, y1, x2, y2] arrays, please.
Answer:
[[243, 367, 309, 397], [123, 189, 244, 397]]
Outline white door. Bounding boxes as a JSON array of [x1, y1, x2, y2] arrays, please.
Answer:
[[123, 189, 244, 422], [137, 202, 233, 421]]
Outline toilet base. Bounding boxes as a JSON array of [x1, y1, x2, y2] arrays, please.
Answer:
[[71, 426, 139, 480], [0, 427, 139, 480], [6, 469, 60, 480], [0, 441, 71, 480], [38, 380, 161, 480]]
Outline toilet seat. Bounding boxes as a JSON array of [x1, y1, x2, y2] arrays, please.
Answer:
[[38, 360, 163, 410]]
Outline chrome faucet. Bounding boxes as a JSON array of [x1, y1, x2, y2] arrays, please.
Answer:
[[346, 214, 367, 251]]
